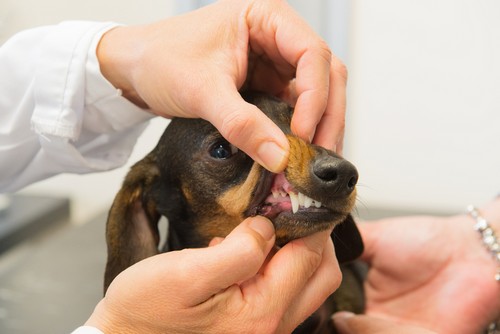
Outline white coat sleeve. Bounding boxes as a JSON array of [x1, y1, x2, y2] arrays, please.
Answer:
[[71, 326, 104, 334], [0, 21, 154, 192]]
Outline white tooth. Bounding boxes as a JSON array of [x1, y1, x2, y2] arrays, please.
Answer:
[[289, 192, 299, 213], [304, 196, 313, 208], [272, 190, 279, 199], [298, 192, 305, 207], [314, 201, 322, 208]]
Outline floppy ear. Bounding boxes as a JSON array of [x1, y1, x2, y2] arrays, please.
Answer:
[[104, 153, 161, 293], [331, 214, 364, 263]]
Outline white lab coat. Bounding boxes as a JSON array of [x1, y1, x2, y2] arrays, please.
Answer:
[[0, 21, 153, 192], [71, 326, 104, 334]]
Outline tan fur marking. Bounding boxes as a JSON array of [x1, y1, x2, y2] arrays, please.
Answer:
[[196, 163, 263, 242], [217, 163, 262, 217], [197, 214, 242, 244], [285, 135, 317, 189], [182, 184, 193, 203]]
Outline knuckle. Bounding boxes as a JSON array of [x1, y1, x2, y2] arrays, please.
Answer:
[[332, 56, 348, 82], [302, 246, 324, 273], [313, 40, 333, 68], [326, 264, 342, 294], [237, 232, 266, 264], [219, 109, 255, 145]]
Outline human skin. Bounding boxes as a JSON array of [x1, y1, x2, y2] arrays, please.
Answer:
[[96, 0, 348, 173], [336, 198, 500, 334], [86, 217, 341, 333]]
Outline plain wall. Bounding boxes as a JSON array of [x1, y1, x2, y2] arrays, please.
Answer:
[[2, 0, 499, 223], [346, 0, 500, 214]]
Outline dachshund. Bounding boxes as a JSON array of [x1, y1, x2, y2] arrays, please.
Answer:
[[104, 92, 365, 334]]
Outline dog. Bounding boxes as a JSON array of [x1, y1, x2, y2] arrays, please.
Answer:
[[104, 91, 365, 333]]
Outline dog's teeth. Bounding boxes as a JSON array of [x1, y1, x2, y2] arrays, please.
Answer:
[[289, 192, 299, 214], [272, 190, 279, 199], [286, 190, 321, 212], [280, 191, 287, 198], [298, 192, 305, 206], [304, 196, 313, 208]]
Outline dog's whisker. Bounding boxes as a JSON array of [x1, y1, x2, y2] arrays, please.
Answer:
[[353, 196, 369, 219]]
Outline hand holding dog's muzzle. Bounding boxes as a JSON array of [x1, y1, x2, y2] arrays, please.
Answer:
[[87, 216, 341, 334], [97, 0, 347, 173]]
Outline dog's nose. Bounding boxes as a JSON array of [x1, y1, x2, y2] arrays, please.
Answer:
[[312, 155, 358, 196]]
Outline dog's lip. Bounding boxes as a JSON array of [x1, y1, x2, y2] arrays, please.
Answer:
[[245, 171, 330, 218], [245, 169, 275, 217]]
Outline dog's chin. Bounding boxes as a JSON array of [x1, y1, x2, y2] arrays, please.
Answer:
[[258, 203, 348, 246]]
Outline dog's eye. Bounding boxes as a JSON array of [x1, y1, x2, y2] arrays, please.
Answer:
[[210, 141, 239, 159]]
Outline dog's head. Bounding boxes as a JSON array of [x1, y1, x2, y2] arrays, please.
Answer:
[[105, 92, 362, 290]]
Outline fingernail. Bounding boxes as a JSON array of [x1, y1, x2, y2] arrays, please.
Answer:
[[332, 312, 355, 332], [332, 311, 355, 321], [257, 141, 288, 173], [249, 217, 275, 241]]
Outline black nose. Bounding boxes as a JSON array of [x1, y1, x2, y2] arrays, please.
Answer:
[[312, 155, 358, 196]]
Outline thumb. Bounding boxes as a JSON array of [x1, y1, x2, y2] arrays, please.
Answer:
[[181, 216, 276, 306], [201, 88, 289, 173]]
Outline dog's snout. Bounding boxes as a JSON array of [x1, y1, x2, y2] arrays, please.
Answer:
[[313, 156, 358, 196]]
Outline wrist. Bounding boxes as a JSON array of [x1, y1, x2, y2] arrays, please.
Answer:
[[96, 25, 148, 109], [85, 300, 129, 334], [480, 196, 500, 232], [464, 200, 500, 333], [468, 199, 500, 282]]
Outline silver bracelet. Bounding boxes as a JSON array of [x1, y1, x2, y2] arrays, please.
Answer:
[[466, 205, 500, 334], [466, 205, 500, 281]]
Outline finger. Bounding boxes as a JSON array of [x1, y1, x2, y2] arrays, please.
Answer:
[[248, 229, 333, 315], [201, 85, 289, 173], [280, 235, 341, 332], [246, 1, 333, 144], [312, 55, 348, 152], [175, 216, 276, 306], [290, 46, 332, 143], [209, 237, 224, 247], [332, 313, 437, 334]]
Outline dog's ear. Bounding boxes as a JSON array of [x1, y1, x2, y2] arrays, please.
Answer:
[[331, 214, 364, 263], [104, 153, 161, 292]]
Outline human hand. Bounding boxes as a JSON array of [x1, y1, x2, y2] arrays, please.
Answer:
[[97, 0, 347, 172], [356, 200, 500, 334], [332, 312, 437, 334], [85, 216, 341, 334]]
